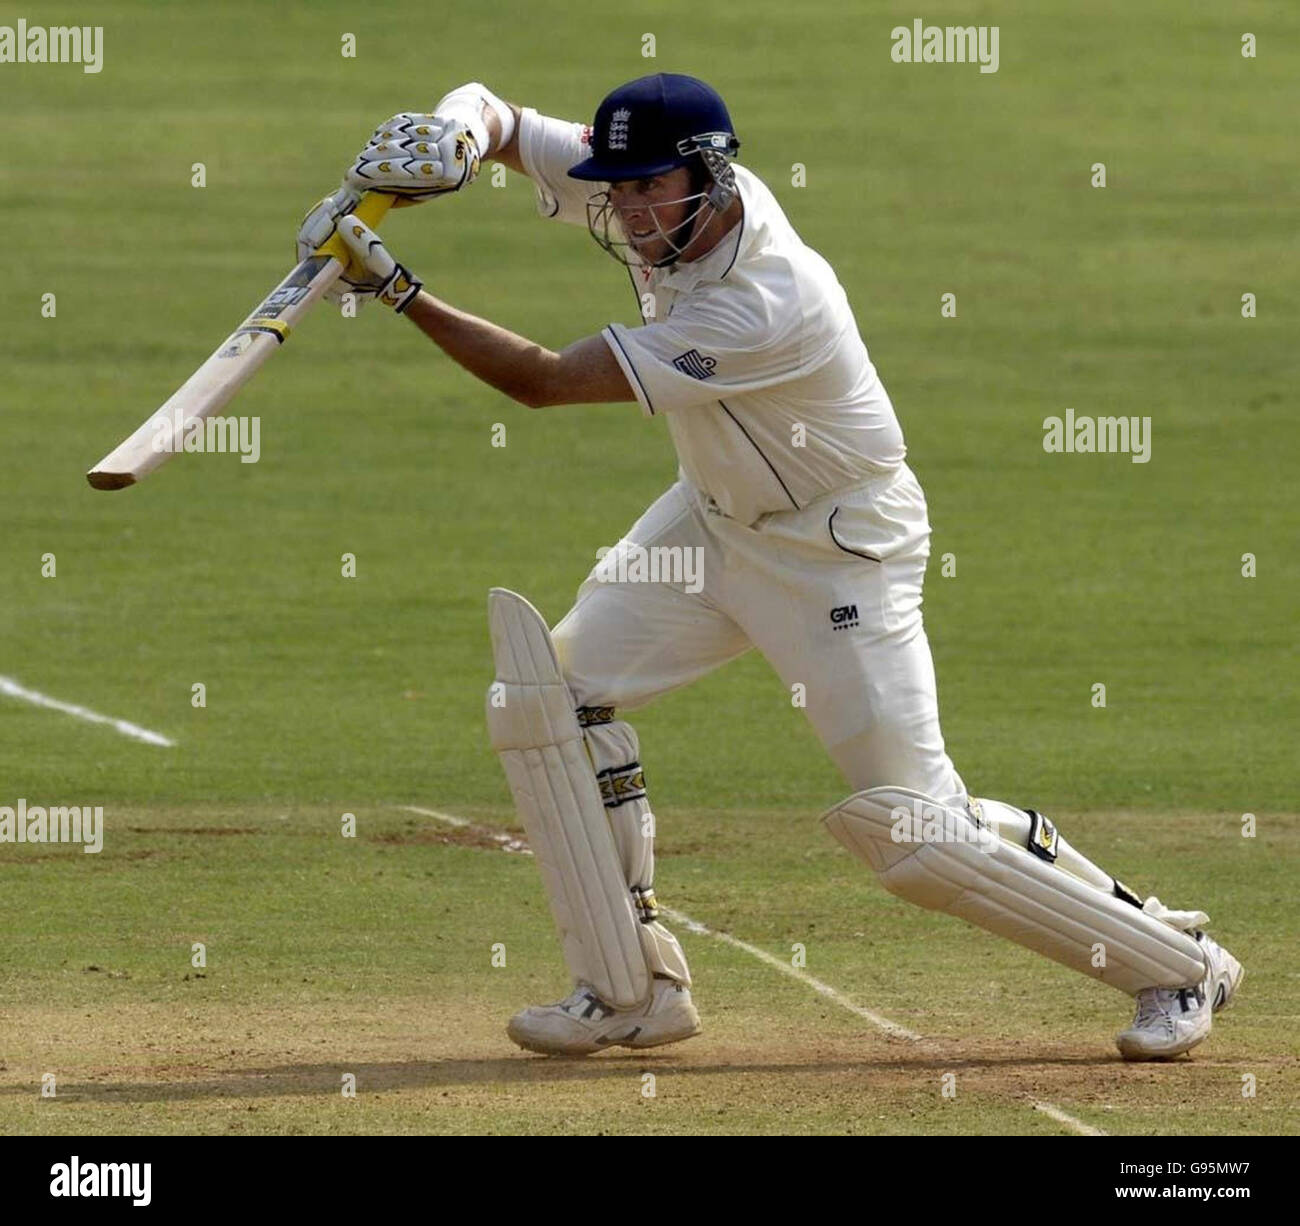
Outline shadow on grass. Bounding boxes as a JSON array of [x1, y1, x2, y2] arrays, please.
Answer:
[[4, 1048, 1126, 1105]]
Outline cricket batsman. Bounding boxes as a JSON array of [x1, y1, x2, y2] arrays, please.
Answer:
[[298, 74, 1243, 1060]]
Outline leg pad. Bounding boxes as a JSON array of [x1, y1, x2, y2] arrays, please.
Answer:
[[823, 787, 1206, 995]]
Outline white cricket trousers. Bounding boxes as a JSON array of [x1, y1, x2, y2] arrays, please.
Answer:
[[552, 463, 968, 810]]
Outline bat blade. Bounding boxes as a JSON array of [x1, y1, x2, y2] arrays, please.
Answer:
[[87, 254, 337, 489], [87, 191, 392, 490]]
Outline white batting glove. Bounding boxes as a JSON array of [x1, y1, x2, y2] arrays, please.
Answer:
[[334, 214, 423, 313], [295, 185, 365, 302], [346, 113, 480, 201]]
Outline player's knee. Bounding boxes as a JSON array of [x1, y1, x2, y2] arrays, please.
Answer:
[[551, 619, 599, 704], [827, 731, 915, 795], [823, 787, 981, 909], [828, 731, 964, 812]]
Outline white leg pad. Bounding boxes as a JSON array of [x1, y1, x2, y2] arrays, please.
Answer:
[[486, 588, 650, 1008], [822, 787, 1207, 995]]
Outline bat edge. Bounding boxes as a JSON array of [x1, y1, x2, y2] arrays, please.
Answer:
[[86, 470, 137, 491]]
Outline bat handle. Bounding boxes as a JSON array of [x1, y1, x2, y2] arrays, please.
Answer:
[[314, 191, 396, 263]]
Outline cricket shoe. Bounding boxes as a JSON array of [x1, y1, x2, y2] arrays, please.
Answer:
[[507, 977, 701, 1056], [1115, 932, 1244, 1061], [1199, 930, 1245, 1013], [1115, 983, 1210, 1061]]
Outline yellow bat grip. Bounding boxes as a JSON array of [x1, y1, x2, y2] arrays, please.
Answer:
[[314, 191, 396, 263]]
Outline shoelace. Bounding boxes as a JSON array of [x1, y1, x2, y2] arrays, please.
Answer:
[[554, 985, 595, 1009], [1132, 989, 1177, 1031]]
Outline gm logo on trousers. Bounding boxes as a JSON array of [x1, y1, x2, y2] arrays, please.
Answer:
[[830, 604, 859, 630]]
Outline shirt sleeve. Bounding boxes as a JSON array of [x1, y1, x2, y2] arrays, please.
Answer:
[[517, 107, 599, 227], [601, 285, 807, 417]]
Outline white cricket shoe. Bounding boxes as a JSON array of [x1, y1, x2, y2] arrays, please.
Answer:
[[1116, 932, 1244, 1061], [1115, 983, 1211, 1061], [1200, 931, 1245, 1013], [507, 977, 701, 1056]]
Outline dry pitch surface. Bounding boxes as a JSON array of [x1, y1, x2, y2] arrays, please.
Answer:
[[2, 804, 1295, 1136]]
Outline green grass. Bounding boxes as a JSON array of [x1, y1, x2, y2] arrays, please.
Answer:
[[1, 804, 1295, 1135], [0, 0, 1296, 1134]]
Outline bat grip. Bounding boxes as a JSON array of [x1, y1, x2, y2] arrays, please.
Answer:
[[314, 191, 395, 263]]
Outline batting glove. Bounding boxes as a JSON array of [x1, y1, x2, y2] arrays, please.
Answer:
[[296, 186, 365, 302], [334, 214, 423, 313], [346, 113, 480, 201]]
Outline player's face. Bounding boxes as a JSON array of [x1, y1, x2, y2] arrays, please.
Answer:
[[608, 167, 701, 264]]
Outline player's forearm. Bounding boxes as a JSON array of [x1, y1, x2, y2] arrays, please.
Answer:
[[403, 291, 557, 408], [332, 209, 633, 407], [484, 100, 526, 174], [432, 82, 524, 173]]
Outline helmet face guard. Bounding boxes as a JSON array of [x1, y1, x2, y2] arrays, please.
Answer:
[[585, 185, 719, 270], [677, 131, 740, 210], [584, 130, 740, 269]]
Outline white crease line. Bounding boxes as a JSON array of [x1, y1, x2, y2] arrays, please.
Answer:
[[659, 905, 922, 1042], [403, 802, 1106, 1133], [0, 675, 174, 747], [1032, 1101, 1107, 1136], [401, 805, 530, 854], [402, 804, 470, 827], [401, 804, 914, 1038]]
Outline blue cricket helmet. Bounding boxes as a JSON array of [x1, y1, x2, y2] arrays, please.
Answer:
[[568, 73, 740, 184]]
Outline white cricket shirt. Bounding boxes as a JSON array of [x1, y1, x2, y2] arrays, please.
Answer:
[[518, 107, 906, 526]]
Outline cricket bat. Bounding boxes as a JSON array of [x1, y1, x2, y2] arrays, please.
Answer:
[[86, 191, 394, 490]]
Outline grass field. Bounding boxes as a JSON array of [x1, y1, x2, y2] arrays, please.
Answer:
[[1, 0, 1297, 1136]]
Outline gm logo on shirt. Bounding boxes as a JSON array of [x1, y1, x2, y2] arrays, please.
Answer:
[[671, 349, 718, 380]]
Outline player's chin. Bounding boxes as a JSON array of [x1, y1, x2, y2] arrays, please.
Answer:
[[629, 236, 670, 265]]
